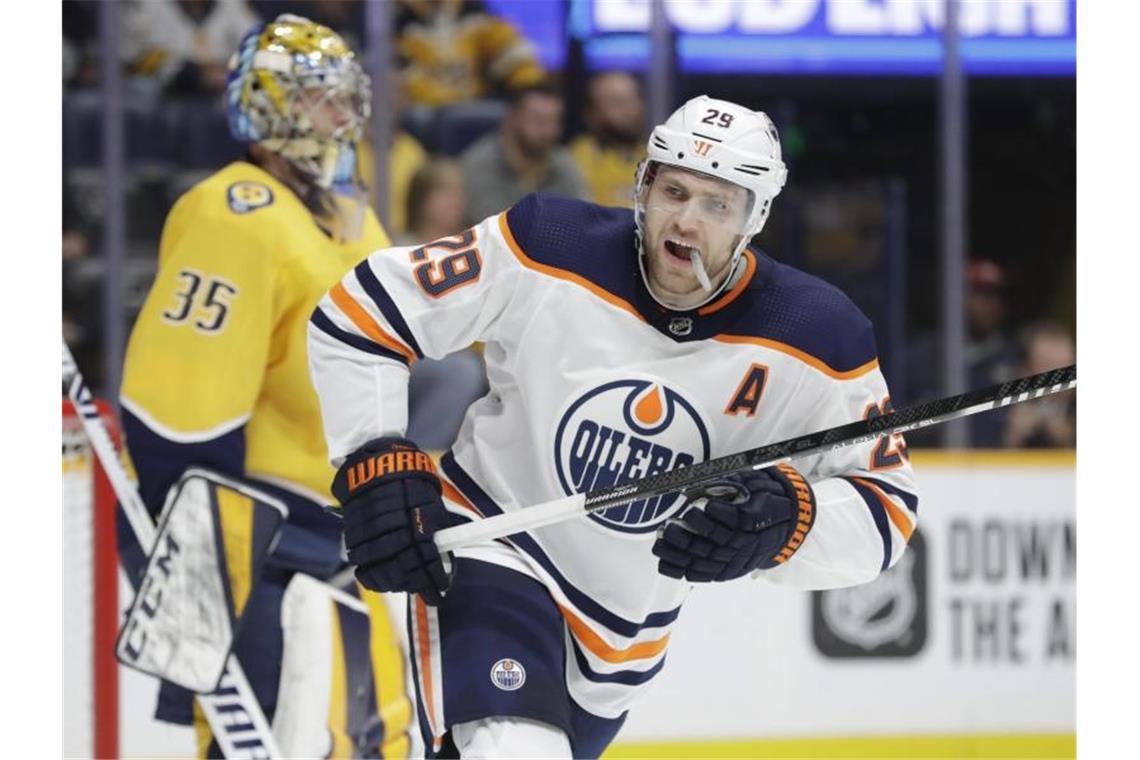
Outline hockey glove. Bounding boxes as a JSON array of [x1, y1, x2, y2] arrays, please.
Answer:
[[332, 437, 452, 605], [652, 463, 816, 582]]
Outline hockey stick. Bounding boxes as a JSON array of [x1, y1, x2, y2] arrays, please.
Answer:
[[434, 364, 1077, 553], [62, 341, 283, 760]]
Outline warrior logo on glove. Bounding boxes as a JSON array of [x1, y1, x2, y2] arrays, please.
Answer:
[[652, 463, 816, 583], [343, 444, 437, 493]]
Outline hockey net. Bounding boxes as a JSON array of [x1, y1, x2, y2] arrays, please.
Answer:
[[63, 398, 119, 759]]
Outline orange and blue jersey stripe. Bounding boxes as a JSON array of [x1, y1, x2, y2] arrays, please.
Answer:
[[311, 261, 425, 367], [351, 261, 425, 361], [502, 193, 881, 379], [439, 451, 681, 638], [438, 451, 678, 686], [310, 307, 411, 366], [569, 637, 667, 686], [841, 475, 919, 571], [328, 281, 419, 364]]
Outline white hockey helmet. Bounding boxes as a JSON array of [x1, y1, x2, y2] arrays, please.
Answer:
[[635, 95, 788, 308]]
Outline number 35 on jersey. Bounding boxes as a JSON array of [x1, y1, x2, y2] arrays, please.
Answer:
[[161, 269, 239, 334]]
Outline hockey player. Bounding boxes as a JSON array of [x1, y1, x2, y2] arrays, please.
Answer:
[[120, 16, 414, 757], [308, 95, 920, 758]]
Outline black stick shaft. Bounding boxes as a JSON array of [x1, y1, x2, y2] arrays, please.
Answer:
[[580, 364, 1076, 515]]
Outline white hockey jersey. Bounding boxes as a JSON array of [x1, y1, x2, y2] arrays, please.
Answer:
[[308, 193, 920, 721]]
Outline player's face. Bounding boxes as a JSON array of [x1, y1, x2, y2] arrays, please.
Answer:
[[296, 85, 362, 141], [642, 166, 751, 309]]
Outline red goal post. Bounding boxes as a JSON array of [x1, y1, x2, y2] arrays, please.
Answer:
[[63, 397, 119, 759]]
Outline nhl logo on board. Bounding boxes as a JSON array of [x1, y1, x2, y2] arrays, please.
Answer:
[[811, 530, 927, 658], [490, 658, 526, 691], [668, 317, 693, 336]]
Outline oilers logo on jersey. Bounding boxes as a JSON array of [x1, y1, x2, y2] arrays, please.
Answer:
[[489, 658, 526, 691], [553, 379, 710, 533]]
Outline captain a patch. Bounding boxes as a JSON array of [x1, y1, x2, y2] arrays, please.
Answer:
[[227, 181, 274, 214]]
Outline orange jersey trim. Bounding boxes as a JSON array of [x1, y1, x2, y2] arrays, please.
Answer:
[[497, 212, 647, 324], [557, 603, 670, 664], [329, 283, 418, 365], [698, 250, 757, 316], [852, 476, 915, 543], [440, 478, 483, 519], [413, 597, 439, 735], [714, 333, 879, 380]]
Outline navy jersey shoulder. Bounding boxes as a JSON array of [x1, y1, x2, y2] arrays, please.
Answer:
[[504, 193, 641, 301], [734, 254, 878, 374], [503, 193, 878, 374]]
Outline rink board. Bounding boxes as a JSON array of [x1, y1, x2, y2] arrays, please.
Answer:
[[110, 451, 1076, 757], [613, 450, 1076, 757]]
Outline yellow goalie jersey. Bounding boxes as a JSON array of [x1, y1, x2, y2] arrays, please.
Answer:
[[121, 159, 390, 518], [122, 160, 414, 757]]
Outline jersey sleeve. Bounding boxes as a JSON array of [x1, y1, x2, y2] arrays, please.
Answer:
[[308, 210, 523, 463], [120, 195, 278, 513], [760, 317, 920, 590]]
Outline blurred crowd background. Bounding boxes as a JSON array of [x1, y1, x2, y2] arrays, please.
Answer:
[[62, 0, 1076, 450]]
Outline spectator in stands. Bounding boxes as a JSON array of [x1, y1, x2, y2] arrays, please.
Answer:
[[1004, 323, 1076, 448], [570, 71, 647, 208], [356, 71, 429, 237], [962, 259, 1021, 382], [906, 258, 1020, 447], [395, 160, 485, 451], [397, 158, 468, 246], [122, 0, 260, 97], [460, 82, 588, 225], [396, 0, 546, 108]]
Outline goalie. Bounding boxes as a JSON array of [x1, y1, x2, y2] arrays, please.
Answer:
[[120, 15, 414, 758]]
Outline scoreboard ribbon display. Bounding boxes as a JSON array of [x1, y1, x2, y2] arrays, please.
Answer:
[[488, 0, 1076, 77]]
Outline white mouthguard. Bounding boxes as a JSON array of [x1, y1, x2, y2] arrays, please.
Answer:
[[689, 249, 713, 292]]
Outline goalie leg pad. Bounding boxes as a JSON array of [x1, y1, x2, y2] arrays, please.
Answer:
[[115, 468, 288, 693], [274, 574, 416, 759]]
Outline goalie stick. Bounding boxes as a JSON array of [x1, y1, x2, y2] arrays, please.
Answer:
[[62, 341, 283, 760], [434, 364, 1077, 553]]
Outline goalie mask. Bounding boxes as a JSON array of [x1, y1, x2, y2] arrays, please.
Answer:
[[635, 96, 788, 310], [226, 14, 371, 193]]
